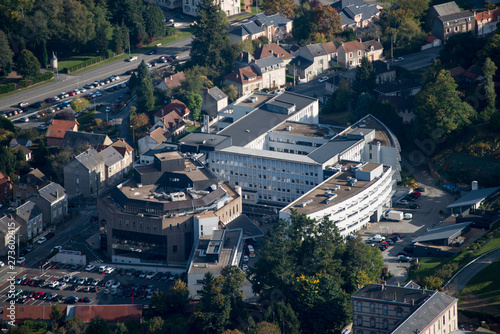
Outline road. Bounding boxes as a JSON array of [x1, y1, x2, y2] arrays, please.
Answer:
[[0, 36, 192, 113]]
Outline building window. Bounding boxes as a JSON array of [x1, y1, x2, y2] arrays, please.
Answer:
[[396, 307, 402, 316], [370, 318, 375, 328], [454, 26, 459, 32], [357, 316, 363, 326], [383, 305, 388, 315], [370, 304, 375, 313], [357, 302, 362, 312], [383, 319, 388, 329], [173, 245, 178, 252], [349, 52, 353, 58]]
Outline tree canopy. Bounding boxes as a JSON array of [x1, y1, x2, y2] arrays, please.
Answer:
[[145, 4, 165, 39], [0, 30, 13, 73], [17, 49, 40, 78]]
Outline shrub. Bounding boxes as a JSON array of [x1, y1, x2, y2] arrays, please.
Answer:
[[0, 83, 16, 94]]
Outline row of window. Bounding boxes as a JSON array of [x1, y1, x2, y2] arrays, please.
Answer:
[[212, 159, 318, 174]]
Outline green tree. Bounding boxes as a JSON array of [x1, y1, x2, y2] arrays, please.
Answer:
[[352, 56, 376, 98], [187, 93, 202, 122], [17, 49, 40, 79], [112, 21, 128, 54], [138, 59, 151, 83], [261, 0, 295, 17], [151, 279, 191, 315], [393, 0, 428, 19], [65, 317, 85, 334], [129, 72, 140, 91], [70, 97, 90, 113], [440, 33, 485, 68], [252, 322, 281, 334], [188, 273, 231, 334], [145, 4, 165, 39], [148, 316, 165, 334], [140, 77, 155, 114], [422, 275, 442, 290], [414, 69, 477, 138], [130, 112, 150, 130], [85, 318, 110, 334], [50, 303, 64, 325], [392, 17, 425, 49], [190, 0, 231, 72], [94, 8, 111, 55], [180, 66, 214, 96], [482, 57, 497, 122], [222, 84, 238, 103], [331, 77, 351, 113], [56, 0, 96, 52], [265, 302, 301, 334], [312, 5, 342, 40], [0, 116, 14, 132], [292, 4, 313, 44], [351, 92, 373, 122]]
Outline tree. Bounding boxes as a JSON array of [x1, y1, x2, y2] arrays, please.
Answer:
[[331, 77, 351, 112], [0, 116, 14, 132], [261, 0, 295, 17], [17, 49, 40, 79], [138, 59, 151, 83], [139, 77, 155, 114], [65, 317, 85, 334], [0, 30, 13, 73], [187, 93, 202, 122], [54, 110, 76, 120], [393, 0, 428, 19], [392, 17, 425, 50], [40, 39, 48, 68], [85, 318, 110, 334], [94, 9, 110, 55], [482, 57, 497, 122], [190, 0, 231, 72], [56, 0, 96, 52], [222, 84, 238, 103], [292, 4, 313, 44], [112, 21, 128, 54], [352, 56, 376, 98], [50, 303, 64, 325], [148, 316, 165, 334], [414, 69, 477, 138], [188, 273, 231, 334], [145, 4, 165, 39], [265, 302, 301, 334], [130, 112, 149, 130], [440, 33, 485, 68], [312, 5, 342, 39], [252, 322, 281, 334], [129, 72, 140, 91], [180, 66, 214, 95], [70, 97, 90, 113]]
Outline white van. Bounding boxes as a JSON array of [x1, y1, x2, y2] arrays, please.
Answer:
[[404, 213, 413, 220], [369, 235, 385, 243]]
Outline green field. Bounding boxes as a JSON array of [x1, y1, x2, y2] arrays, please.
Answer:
[[58, 55, 100, 71], [460, 260, 500, 308]]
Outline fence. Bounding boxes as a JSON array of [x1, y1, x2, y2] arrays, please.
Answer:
[[63, 52, 119, 74]]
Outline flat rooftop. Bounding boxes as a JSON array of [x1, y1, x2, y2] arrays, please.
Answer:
[[282, 161, 390, 215], [233, 92, 273, 109], [272, 121, 330, 138], [135, 158, 214, 183], [342, 115, 394, 148], [189, 229, 242, 274]]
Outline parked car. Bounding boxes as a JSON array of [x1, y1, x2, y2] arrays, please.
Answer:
[[317, 76, 329, 83], [127, 56, 138, 62], [397, 199, 409, 206], [17, 257, 26, 265], [397, 251, 409, 257], [397, 255, 411, 262], [85, 264, 96, 271], [394, 57, 404, 62]]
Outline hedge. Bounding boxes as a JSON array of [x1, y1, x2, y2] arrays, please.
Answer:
[[19, 72, 54, 88], [0, 83, 16, 94]]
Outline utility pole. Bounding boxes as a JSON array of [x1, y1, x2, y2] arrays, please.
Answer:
[[128, 29, 132, 59], [391, 35, 394, 62]]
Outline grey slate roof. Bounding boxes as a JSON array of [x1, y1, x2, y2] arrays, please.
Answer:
[[61, 131, 111, 151], [207, 87, 228, 101], [447, 187, 500, 209], [305, 43, 328, 57], [219, 146, 318, 164], [142, 142, 178, 158], [251, 13, 291, 28], [432, 1, 461, 16], [0, 216, 19, 236], [353, 283, 434, 305], [412, 222, 472, 244], [38, 182, 66, 204], [391, 291, 457, 334], [308, 139, 363, 164], [15, 201, 42, 222], [289, 56, 314, 70], [404, 280, 421, 289], [224, 215, 264, 239], [340, 12, 356, 26], [217, 92, 317, 147], [254, 56, 284, 70], [75, 148, 105, 171], [438, 10, 474, 22], [99, 146, 123, 167]]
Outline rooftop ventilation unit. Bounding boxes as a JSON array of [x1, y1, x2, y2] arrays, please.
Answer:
[[325, 193, 337, 204], [299, 199, 313, 207]]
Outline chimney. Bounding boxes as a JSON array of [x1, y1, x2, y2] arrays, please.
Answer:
[[55, 190, 58, 198], [411, 299, 415, 307], [203, 87, 209, 93], [358, 37, 362, 43], [381, 283, 385, 291], [378, 36, 380, 42]]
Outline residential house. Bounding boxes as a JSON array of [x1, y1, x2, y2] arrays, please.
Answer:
[[352, 283, 458, 334], [476, 8, 500, 36], [429, 1, 475, 41], [14, 200, 43, 244], [252, 56, 286, 90], [11, 169, 49, 207], [254, 43, 294, 65], [224, 66, 263, 96], [183, 0, 240, 17], [46, 119, 79, 147], [138, 128, 170, 155], [374, 78, 421, 96], [450, 66, 466, 82], [99, 146, 130, 186], [0, 172, 12, 203], [421, 35, 443, 50], [153, 99, 191, 123], [29, 182, 68, 227], [61, 131, 113, 151], [149, 109, 186, 136], [157, 72, 186, 94], [337, 39, 383, 70], [331, 0, 381, 30], [201, 87, 228, 119], [9, 138, 32, 148], [109, 139, 134, 166], [373, 60, 396, 84], [288, 42, 337, 81], [63, 148, 105, 198], [229, 13, 292, 44], [463, 64, 484, 83], [12, 145, 32, 161], [378, 95, 416, 124], [0, 215, 20, 256]]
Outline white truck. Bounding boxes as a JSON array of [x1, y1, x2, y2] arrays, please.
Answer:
[[385, 210, 404, 221]]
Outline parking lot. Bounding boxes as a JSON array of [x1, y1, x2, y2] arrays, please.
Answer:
[[1, 263, 178, 306], [360, 183, 457, 284]]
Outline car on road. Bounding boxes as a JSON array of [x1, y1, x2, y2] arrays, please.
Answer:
[[397, 255, 412, 262], [85, 264, 96, 271], [127, 56, 138, 62], [18, 116, 29, 123], [19, 102, 29, 108], [36, 236, 47, 244], [317, 76, 329, 83], [0, 261, 4, 267], [243, 255, 249, 262], [17, 257, 26, 264], [147, 49, 157, 55], [46, 231, 55, 239], [394, 57, 404, 62], [82, 296, 92, 303]]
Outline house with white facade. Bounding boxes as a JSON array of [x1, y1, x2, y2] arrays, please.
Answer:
[[288, 42, 337, 82], [183, 0, 239, 17], [15, 201, 43, 244]]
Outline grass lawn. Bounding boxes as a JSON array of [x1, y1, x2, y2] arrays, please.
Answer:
[[144, 28, 194, 49], [407, 258, 445, 282], [186, 124, 201, 133], [71, 54, 129, 75], [459, 260, 500, 308], [58, 55, 100, 71]]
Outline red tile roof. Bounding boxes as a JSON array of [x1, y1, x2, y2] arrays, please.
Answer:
[[3, 305, 67, 324], [46, 119, 79, 140], [162, 72, 186, 90], [111, 139, 134, 155], [74, 305, 143, 323], [254, 43, 294, 60], [449, 66, 465, 77], [322, 41, 337, 54], [154, 99, 191, 118], [340, 40, 365, 53], [149, 127, 170, 143], [224, 66, 262, 85], [475, 8, 500, 22], [158, 110, 185, 131], [425, 35, 439, 43]]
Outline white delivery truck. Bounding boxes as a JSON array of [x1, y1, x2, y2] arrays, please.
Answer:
[[385, 210, 404, 221]]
